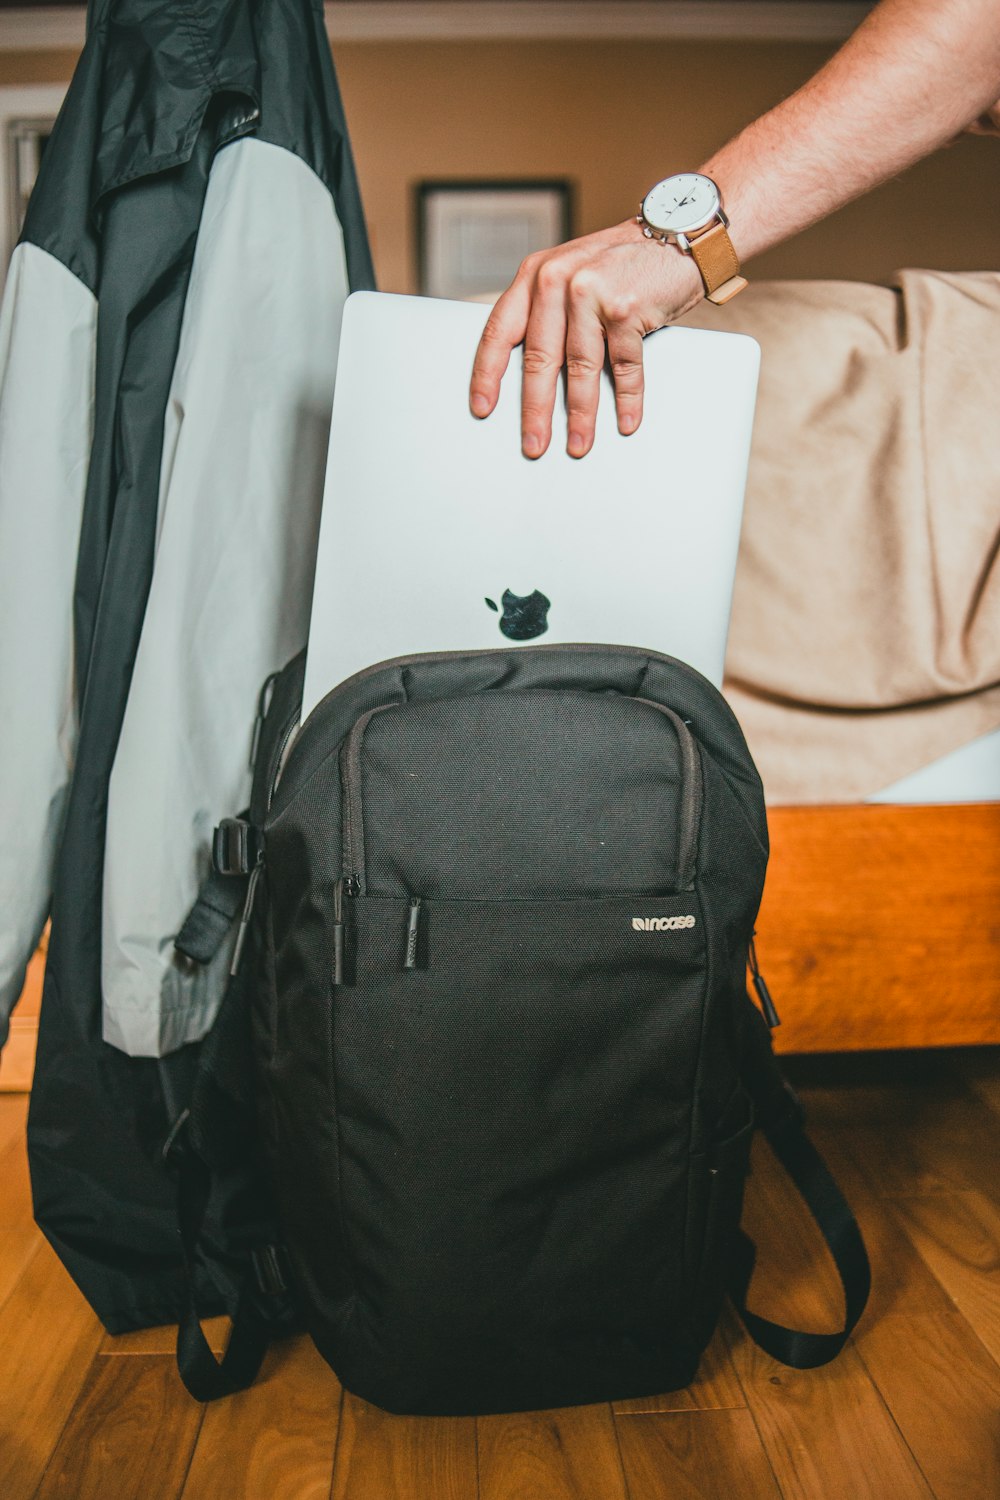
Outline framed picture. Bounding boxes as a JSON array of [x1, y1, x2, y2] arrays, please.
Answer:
[[0, 84, 66, 285], [417, 180, 572, 301]]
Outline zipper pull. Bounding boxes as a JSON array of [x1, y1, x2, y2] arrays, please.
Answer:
[[333, 875, 359, 986], [230, 858, 263, 976], [748, 933, 780, 1028], [248, 669, 280, 772], [404, 896, 423, 970]]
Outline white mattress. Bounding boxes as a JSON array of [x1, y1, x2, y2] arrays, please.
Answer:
[[867, 726, 1000, 804]]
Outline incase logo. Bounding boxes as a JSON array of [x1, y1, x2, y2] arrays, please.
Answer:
[[632, 915, 696, 932]]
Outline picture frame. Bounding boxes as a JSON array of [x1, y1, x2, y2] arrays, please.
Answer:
[[416, 179, 572, 301], [0, 84, 66, 287]]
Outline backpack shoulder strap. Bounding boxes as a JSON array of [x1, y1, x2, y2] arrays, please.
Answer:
[[166, 1107, 274, 1400], [734, 1000, 871, 1368], [163, 951, 292, 1402]]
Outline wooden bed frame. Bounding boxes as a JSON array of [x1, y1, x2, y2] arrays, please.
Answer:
[[757, 803, 1000, 1052], [1, 803, 997, 1090]]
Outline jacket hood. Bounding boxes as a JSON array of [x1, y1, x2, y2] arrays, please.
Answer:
[[86, 0, 261, 209]]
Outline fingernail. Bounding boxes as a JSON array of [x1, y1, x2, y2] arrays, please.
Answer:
[[524, 433, 542, 457], [620, 414, 636, 435], [568, 432, 587, 457], [471, 393, 490, 417]]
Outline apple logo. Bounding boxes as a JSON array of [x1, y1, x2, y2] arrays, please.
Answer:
[[484, 588, 552, 641]]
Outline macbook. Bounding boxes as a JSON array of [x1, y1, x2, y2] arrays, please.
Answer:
[[302, 291, 760, 722]]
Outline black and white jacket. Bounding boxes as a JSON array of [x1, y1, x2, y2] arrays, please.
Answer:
[[0, 0, 373, 1330]]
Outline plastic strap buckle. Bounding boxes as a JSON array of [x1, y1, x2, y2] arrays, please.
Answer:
[[213, 819, 262, 876], [250, 1244, 288, 1300]]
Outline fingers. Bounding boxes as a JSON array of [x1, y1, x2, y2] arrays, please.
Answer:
[[519, 261, 570, 458], [605, 320, 646, 438], [564, 271, 608, 458], [469, 224, 656, 455], [469, 269, 533, 419]]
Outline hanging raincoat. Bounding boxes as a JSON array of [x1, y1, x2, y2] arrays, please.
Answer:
[[0, 0, 373, 1330]]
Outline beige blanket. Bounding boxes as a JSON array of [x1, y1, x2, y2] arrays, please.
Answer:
[[681, 269, 1000, 803]]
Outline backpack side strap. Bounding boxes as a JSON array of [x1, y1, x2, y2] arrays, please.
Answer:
[[734, 1000, 871, 1368]]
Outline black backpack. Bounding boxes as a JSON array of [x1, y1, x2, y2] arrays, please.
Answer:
[[168, 643, 870, 1414]]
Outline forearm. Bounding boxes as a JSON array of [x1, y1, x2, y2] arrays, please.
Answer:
[[701, 0, 1000, 264]]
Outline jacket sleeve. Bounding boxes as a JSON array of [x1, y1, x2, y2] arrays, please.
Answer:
[[101, 137, 350, 1056], [0, 243, 96, 1042]]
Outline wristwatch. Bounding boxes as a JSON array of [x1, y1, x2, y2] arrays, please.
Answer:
[[637, 173, 747, 305]]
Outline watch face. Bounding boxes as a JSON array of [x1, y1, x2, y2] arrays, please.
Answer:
[[642, 173, 720, 235]]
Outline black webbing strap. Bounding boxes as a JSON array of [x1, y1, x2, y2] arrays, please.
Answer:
[[174, 868, 248, 965], [167, 1112, 271, 1401], [174, 809, 260, 966], [733, 999, 871, 1368]]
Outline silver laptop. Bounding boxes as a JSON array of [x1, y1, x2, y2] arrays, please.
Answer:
[[302, 291, 760, 722]]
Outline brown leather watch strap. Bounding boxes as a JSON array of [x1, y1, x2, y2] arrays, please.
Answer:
[[688, 221, 747, 305]]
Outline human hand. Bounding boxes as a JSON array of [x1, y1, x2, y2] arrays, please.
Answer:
[[469, 219, 704, 459], [965, 97, 1000, 135]]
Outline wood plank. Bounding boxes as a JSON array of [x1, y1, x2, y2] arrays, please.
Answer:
[[0, 1093, 34, 1237], [478, 1401, 627, 1500], [842, 1101, 999, 1206], [737, 1133, 846, 1333], [0, 1239, 104, 1500], [612, 1328, 744, 1413], [0, 1088, 29, 1151], [758, 805, 1000, 1053], [613, 1408, 781, 1499], [181, 1337, 341, 1500], [727, 1330, 933, 1500], [0, 1091, 44, 1317], [793, 1053, 1000, 1205], [101, 1316, 230, 1356], [34, 1354, 203, 1500], [887, 1189, 1000, 1366], [803, 1121, 955, 1327], [0, 932, 45, 1093], [950, 1046, 1000, 1121], [856, 1310, 1000, 1500], [330, 1389, 478, 1500]]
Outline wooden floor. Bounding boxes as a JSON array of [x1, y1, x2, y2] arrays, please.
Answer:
[[1, 1047, 999, 1500]]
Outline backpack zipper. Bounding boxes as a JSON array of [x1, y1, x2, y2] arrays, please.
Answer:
[[748, 933, 780, 1028], [266, 714, 302, 812], [338, 703, 398, 893], [631, 698, 703, 890], [222, 687, 303, 978], [332, 873, 361, 986], [404, 896, 423, 969], [229, 856, 264, 977]]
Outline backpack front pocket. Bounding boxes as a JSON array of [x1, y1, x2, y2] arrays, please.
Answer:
[[337, 689, 703, 901], [322, 890, 708, 1412]]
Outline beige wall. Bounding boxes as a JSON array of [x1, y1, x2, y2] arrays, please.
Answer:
[[335, 40, 999, 292], [4, 39, 998, 291]]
